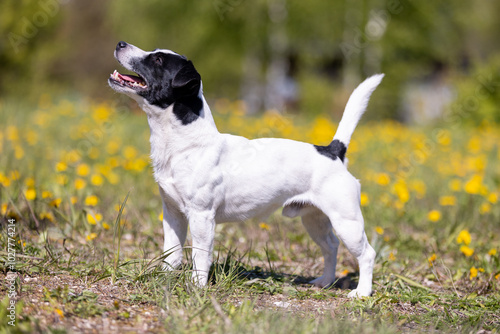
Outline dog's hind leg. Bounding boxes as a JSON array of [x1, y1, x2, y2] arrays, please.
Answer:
[[318, 177, 376, 298], [334, 218, 375, 298], [325, 210, 375, 298], [301, 210, 340, 288]]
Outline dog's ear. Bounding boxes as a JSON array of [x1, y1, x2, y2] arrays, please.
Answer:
[[172, 61, 201, 99]]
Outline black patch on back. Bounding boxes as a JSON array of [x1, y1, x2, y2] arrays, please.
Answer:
[[314, 139, 347, 162], [173, 96, 203, 125]]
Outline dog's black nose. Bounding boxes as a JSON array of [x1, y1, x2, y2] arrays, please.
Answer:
[[116, 41, 128, 50]]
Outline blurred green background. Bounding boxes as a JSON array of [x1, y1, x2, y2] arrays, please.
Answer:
[[1, 0, 500, 123]]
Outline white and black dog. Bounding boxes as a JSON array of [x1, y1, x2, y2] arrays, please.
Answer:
[[108, 41, 383, 298]]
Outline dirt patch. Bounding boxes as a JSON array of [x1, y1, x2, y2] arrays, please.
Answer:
[[2, 272, 165, 333]]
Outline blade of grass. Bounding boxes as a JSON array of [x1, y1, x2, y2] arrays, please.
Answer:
[[112, 190, 130, 284], [392, 273, 432, 292]]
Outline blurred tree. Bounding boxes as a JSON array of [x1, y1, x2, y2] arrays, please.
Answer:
[[0, 0, 62, 97], [0, 0, 499, 122], [0, 0, 115, 99]]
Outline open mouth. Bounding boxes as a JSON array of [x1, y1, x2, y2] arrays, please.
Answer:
[[109, 70, 147, 90]]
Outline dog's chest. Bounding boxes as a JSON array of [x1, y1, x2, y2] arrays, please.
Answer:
[[152, 146, 225, 214]]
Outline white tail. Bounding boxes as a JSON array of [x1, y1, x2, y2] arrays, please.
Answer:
[[333, 74, 384, 146]]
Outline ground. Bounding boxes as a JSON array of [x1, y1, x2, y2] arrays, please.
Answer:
[[0, 97, 499, 333]]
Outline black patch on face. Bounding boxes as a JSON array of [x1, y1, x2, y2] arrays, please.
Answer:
[[133, 52, 202, 124], [314, 139, 347, 162]]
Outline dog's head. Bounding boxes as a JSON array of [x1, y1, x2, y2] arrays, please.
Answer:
[[109, 41, 201, 110]]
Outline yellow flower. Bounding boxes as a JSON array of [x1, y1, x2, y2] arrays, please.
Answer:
[[50, 198, 62, 208], [85, 195, 99, 206], [86, 232, 98, 241], [456, 230, 471, 245], [439, 196, 456, 206], [124, 146, 138, 160], [469, 267, 478, 279], [91, 174, 104, 186], [1, 203, 8, 215], [55, 162, 67, 172], [393, 200, 405, 210], [87, 213, 103, 225], [464, 174, 483, 194], [102, 222, 111, 230], [25, 188, 37, 200], [460, 245, 474, 257], [360, 192, 369, 206], [40, 212, 55, 222], [77, 163, 90, 177], [488, 248, 497, 256], [6, 125, 19, 141], [56, 174, 68, 185], [393, 181, 410, 203], [107, 172, 120, 185], [388, 252, 396, 261], [107, 140, 121, 155], [428, 253, 437, 266], [63, 150, 81, 164], [89, 147, 100, 160], [131, 158, 148, 172], [92, 103, 113, 122], [0, 173, 11, 187], [436, 129, 451, 146], [479, 203, 491, 214], [25, 177, 35, 187], [42, 190, 53, 199], [259, 222, 270, 231], [70, 196, 78, 204], [74, 178, 87, 190], [54, 308, 64, 319], [428, 210, 441, 222], [487, 192, 498, 204], [10, 170, 20, 181], [310, 117, 335, 144], [449, 179, 462, 192], [410, 180, 426, 198], [158, 212, 163, 221], [107, 157, 120, 168], [376, 173, 391, 186], [467, 137, 481, 153], [375, 226, 384, 235], [14, 145, 24, 160]]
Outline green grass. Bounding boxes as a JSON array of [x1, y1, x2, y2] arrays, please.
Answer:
[[0, 96, 499, 333]]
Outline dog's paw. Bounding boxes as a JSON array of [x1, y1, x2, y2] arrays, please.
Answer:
[[309, 275, 335, 288], [191, 271, 209, 288], [347, 288, 372, 298]]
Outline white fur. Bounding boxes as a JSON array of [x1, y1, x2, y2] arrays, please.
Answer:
[[334, 74, 384, 146], [112, 44, 383, 298]]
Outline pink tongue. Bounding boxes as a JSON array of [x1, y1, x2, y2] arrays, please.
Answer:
[[118, 73, 140, 83]]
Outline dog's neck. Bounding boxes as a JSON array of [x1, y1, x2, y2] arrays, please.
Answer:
[[139, 89, 220, 175]]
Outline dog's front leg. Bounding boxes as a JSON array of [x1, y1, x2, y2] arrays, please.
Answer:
[[161, 201, 188, 271], [189, 212, 216, 287]]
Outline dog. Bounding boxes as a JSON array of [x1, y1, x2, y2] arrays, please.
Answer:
[[108, 41, 383, 298]]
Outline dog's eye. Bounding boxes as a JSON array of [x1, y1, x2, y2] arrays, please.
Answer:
[[154, 55, 163, 66]]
